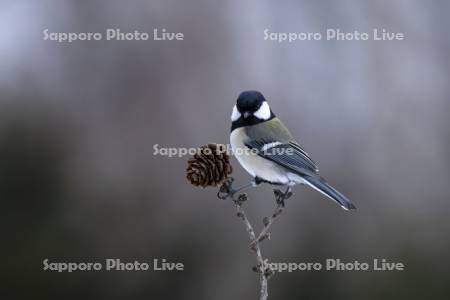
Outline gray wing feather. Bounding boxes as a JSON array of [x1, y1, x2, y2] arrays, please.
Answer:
[[244, 118, 319, 174], [303, 175, 356, 210], [245, 140, 319, 175], [243, 119, 355, 210]]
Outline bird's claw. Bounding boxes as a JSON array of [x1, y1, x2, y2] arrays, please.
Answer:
[[273, 187, 293, 207], [217, 177, 235, 200]]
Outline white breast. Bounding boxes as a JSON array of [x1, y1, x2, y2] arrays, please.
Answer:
[[230, 128, 297, 185]]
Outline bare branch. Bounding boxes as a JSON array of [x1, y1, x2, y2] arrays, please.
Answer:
[[250, 187, 292, 249], [218, 178, 292, 300], [232, 194, 268, 300]]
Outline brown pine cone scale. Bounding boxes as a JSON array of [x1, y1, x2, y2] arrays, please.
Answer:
[[186, 143, 232, 187]]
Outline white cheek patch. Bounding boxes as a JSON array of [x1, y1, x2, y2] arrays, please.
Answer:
[[254, 101, 271, 120], [231, 105, 241, 121]]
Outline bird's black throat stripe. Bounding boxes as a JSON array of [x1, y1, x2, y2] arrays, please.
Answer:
[[230, 112, 276, 132]]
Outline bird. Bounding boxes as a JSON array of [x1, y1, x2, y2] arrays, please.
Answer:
[[229, 90, 355, 210]]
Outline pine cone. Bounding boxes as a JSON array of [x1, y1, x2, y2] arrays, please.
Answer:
[[186, 143, 232, 187]]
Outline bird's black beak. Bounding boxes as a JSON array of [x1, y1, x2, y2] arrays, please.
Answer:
[[243, 112, 251, 118]]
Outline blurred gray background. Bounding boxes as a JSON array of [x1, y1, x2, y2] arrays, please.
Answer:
[[1, 0, 450, 299]]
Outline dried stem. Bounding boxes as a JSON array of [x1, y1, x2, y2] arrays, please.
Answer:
[[250, 187, 292, 249], [218, 178, 292, 300], [233, 194, 268, 300]]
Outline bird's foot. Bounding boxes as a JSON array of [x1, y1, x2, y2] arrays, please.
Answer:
[[217, 177, 236, 200], [273, 186, 293, 208], [217, 178, 255, 200]]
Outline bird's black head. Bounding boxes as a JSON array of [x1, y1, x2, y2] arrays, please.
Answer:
[[231, 91, 275, 131], [236, 91, 266, 114]]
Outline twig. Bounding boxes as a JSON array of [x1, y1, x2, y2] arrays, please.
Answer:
[[218, 178, 291, 300], [233, 194, 269, 300], [249, 187, 292, 249]]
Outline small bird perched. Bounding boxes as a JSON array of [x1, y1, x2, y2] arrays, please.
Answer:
[[230, 91, 356, 210]]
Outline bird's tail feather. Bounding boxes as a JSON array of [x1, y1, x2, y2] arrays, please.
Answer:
[[303, 175, 356, 210]]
